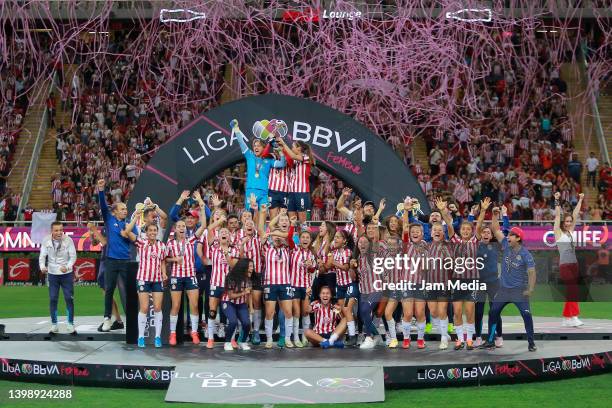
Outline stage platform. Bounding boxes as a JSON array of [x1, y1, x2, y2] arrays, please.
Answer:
[[1, 316, 611, 389]]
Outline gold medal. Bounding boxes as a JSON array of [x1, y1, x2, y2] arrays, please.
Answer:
[[255, 171, 260, 178]]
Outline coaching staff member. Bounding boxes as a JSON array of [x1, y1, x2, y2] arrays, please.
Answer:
[[39, 221, 77, 334], [97, 178, 138, 332]]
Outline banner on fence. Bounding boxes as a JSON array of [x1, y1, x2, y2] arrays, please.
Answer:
[[0, 225, 608, 252]]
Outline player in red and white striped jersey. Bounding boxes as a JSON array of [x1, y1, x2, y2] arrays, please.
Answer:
[[303, 286, 347, 348], [237, 217, 264, 345], [221, 258, 254, 351], [226, 214, 241, 246], [311, 221, 336, 299], [200, 208, 227, 260], [353, 234, 387, 349], [205, 227, 239, 348], [124, 215, 167, 348], [324, 229, 358, 346], [390, 221, 429, 349], [257, 205, 296, 348], [426, 222, 454, 349], [290, 230, 317, 347], [165, 196, 207, 346], [277, 137, 315, 228], [440, 197, 485, 351], [267, 144, 292, 220]]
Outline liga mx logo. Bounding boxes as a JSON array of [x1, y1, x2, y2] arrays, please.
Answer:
[[317, 377, 374, 389], [447, 368, 462, 380], [21, 364, 33, 374], [252, 119, 288, 141], [144, 369, 160, 381]]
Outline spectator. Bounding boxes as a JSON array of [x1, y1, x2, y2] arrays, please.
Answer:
[[586, 152, 599, 188], [568, 154, 582, 184]]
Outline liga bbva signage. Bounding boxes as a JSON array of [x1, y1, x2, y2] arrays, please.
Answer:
[[165, 364, 385, 404], [129, 94, 429, 216]]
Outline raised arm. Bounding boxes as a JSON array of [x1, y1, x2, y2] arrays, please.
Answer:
[[490, 207, 505, 242], [193, 191, 208, 238], [501, 205, 510, 234], [436, 197, 454, 238], [336, 187, 353, 218], [207, 213, 226, 235], [571, 193, 584, 231], [475, 197, 491, 240], [124, 209, 141, 242], [231, 120, 250, 155], [151, 201, 168, 229], [402, 197, 412, 235], [257, 204, 268, 237], [170, 190, 191, 222], [373, 198, 386, 223], [553, 191, 562, 239], [97, 179, 109, 221], [276, 136, 301, 161], [87, 222, 107, 246]]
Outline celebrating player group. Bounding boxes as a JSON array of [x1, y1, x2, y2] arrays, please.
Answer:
[[103, 119, 543, 353]]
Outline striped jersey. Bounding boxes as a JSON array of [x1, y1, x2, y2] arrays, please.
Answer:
[[311, 301, 340, 334], [209, 245, 239, 288], [451, 235, 480, 279], [166, 236, 198, 278], [268, 166, 290, 192], [382, 240, 405, 284], [135, 238, 166, 282], [357, 254, 377, 294], [222, 281, 251, 304], [329, 247, 353, 286], [426, 241, 453, 283], [404, 240, 429, 284], [239, 234, 262, 273], [289, 154, 311, 193], [290, 247, 316, 288], [263, 243, 292, 285]]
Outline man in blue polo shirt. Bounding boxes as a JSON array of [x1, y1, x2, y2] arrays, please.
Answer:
[[482, 222, 537, 351], [97, 179, 138, 332]]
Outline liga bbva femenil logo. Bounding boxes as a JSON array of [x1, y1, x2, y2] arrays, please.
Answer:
[[128, 94, 428, 218]]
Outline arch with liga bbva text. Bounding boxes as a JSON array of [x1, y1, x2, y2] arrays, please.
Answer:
[[128, 94, 430, 217]]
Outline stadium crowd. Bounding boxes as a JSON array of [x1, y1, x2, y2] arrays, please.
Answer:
[[0, 29, 609, 224], [0, 38, 45, 222]]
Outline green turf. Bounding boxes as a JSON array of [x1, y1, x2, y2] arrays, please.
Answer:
[[0, 286, 611, 320], [1, 374, 611, 407]]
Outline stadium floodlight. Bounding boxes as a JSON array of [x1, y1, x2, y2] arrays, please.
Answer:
[[445, 8, 492, 23], [160, 8, 206, 23]]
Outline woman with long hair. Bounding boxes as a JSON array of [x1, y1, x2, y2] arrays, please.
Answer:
[[278, 137, 316, 228], [442, 197, 485, 351], [222, 258, 254, 351], [237, 217, 263, 344], [353, 233, 383, 349], [258, 205, 296, 348], [313, 221, 336, 297], [165, 202, 207, 346], [290, 230, 317, 347], [325, 229, 357, 346], [554, 191, 585, 327], [204, 226, 239, 349]]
